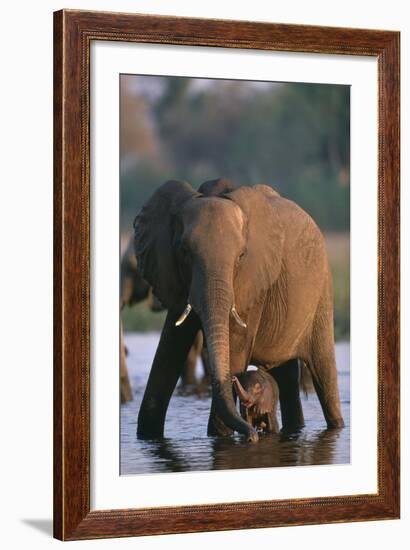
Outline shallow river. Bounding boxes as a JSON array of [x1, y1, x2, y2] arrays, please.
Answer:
[[121, 333, 350, 475]]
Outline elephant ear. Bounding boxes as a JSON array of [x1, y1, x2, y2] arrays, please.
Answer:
[[227, 185, 285, 310], [133, 180, 197, 309], [198, 177, 237, 196]]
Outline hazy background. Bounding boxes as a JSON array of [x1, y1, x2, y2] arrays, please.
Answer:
[[120, 75, 350, 340]]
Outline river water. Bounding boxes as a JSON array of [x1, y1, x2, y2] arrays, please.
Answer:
[[121, 333, 350, 475]]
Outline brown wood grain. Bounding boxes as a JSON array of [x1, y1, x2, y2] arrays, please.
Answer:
[[53, 9, 63, 540], [53, 9, 400, 541]]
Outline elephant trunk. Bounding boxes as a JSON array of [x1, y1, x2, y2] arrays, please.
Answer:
[[232, 376, 254, 408], [189, 270, 258, 443]]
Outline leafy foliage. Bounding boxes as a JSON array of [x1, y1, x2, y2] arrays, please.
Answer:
[[120, 77, 349, 235], [120, 76, 350, 340]]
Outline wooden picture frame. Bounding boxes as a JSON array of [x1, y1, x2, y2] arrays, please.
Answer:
[[53, 9, 400, 540]]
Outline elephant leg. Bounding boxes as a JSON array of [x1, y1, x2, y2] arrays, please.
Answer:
[[266, 412, 279, 434], [137, 310, 200, 438], [309, 303, 344, 428], [270, 359, 305, 432], [120, 320, 133, 403], [181, 331, 202, 385], [200, 344, 211, 384]]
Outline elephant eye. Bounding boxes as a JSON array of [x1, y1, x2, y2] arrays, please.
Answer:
[[238, 249, 246, 262]]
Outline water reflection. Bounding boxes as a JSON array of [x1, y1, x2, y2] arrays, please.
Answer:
[[209, 428, 345, 470], [141, 439, 189, 473], [120, 333, 350, 475]]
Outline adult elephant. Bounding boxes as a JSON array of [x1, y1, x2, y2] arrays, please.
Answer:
[[134, 179, 344, 443]]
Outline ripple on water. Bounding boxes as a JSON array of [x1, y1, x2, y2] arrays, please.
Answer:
[[120, 333, 350, 475]]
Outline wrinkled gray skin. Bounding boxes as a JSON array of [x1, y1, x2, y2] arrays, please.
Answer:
[[134, 178, 344, 443], [233, 370, 280, 433]]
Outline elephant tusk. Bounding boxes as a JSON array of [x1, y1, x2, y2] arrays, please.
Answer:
[[175, 304, 192, 327], [231, 305, 247, 329]]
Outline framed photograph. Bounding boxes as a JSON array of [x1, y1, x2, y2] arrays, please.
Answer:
[[54, 9, 400, 540]]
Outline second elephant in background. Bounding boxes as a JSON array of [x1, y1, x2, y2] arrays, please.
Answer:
[[120, 237, 208, 401], [120, 237, 156, 403]]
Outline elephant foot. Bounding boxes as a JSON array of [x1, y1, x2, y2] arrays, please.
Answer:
[[137, 399, 167, 439], [137, 415, 165, 439], [207, 410, 234, 437], [281, 419, 305, 435], [280, 427, 304, 438], [326, 417, 345, 429]]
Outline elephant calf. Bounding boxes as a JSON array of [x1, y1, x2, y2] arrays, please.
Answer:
[[232, 370, 279, 433]]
